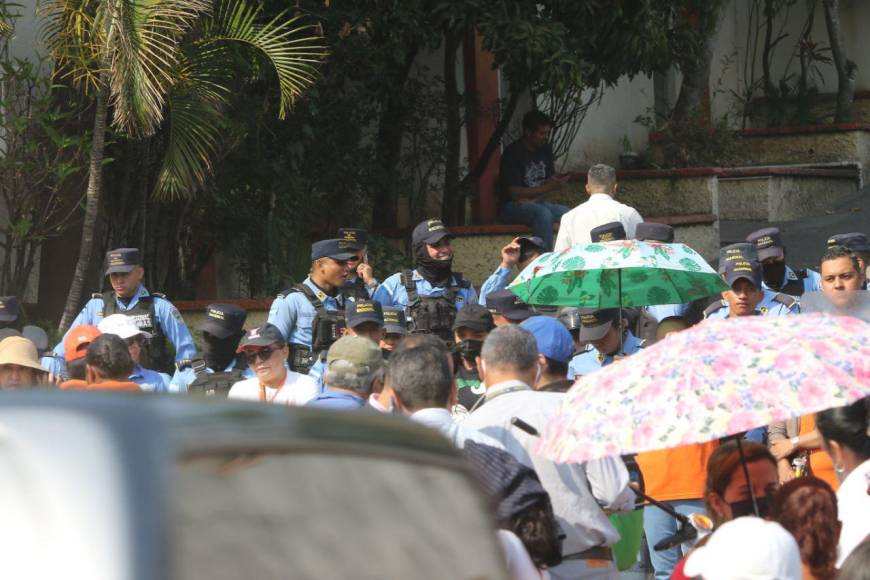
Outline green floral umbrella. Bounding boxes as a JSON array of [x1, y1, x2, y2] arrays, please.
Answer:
[[509, 240, 727, 308]]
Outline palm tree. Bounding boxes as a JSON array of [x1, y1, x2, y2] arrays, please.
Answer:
[[42, 0, 325, 333]]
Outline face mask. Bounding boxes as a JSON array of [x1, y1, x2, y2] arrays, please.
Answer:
[[729, 495, 771, 519], [414, 243, 453, 287], [455, 339, 483, 363], [762, 261, 786, 289], [202, 334, 240, 371]]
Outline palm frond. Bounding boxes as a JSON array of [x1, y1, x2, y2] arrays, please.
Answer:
[[204, 0, 327, 119], [40, 0, 106, 93]]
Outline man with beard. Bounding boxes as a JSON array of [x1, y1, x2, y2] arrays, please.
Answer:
[[374, 219, 477, 345], [746, 227, 821, 297], [268, 238, 355, 373], [171, 303, 251, 395]]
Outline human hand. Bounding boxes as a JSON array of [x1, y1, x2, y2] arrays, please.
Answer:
[[777, 459, 795, 483], [770, 438, 795, 460], [500, 239, 521, 269], [357, 256, 375, 285]]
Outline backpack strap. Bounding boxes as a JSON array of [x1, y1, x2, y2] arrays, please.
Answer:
[[703, 300, 726, 319], [294, 283, 327, 315], [772, 292, 799, 311], [401, 269, 419, 305]]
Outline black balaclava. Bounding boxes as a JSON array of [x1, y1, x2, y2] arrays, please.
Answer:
[[414, 242, 453, 287], [761, 260, 787, 290], [455, 339, 483, 364], [202, 333, 242, 371]]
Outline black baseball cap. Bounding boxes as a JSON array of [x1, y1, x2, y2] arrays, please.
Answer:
[[518, 236, 546, 253], [199, 303, 247, 339], [452, 303, 494, 332], [345, 299, 384, 329], [635, 222, 674, 243], [590, 222, 626, 242], [0, 296, 18, 323], [719, 244, 762, 287], [412, 218, 450, 246], [105, 248, 142, 275], [827, 232, 870, 253], [236, 323, 285, 351], [382, 307, 408, 335], [338, 228, 368, 251], [311, 238, 357, 261], [485, 289, 533, 321], [746, 227, 785, 261], [578, 308, 620, 342]]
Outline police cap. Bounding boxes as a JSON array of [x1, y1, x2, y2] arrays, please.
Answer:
[[105, 248, 142, 275], [0, 296, 18, 322], [719, 243, 762, 288], [578, 308, 620, 342], [635, 222, 675, 243], [518, 235, 547, 253], [590, 221, 627, 243], [718, 243, 759, 274], [345, 299, 384, 330], [485, 289, 533, 321], [412, 218, 450, 246], [827, 232, 870, 253], [311, 238, 357, 261], [382, 307, 409, 336], [452, 303, 494, 332], [746, 227, 785, 261], [199, 303, 247, 339], [338, 228, 368, 251]]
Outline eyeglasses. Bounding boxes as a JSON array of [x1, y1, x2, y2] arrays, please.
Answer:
[[244, 346, 279, 364]]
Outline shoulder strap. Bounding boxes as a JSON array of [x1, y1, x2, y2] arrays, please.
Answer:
[[295, 283, 326, 313], [703, 300, 725, 318], [772, 292, 798, 309], [92, 292, 104, 300], [150, 292, 167, 300], [402, 269, 418, 303]]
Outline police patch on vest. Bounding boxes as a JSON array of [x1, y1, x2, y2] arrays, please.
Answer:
[[131, 313, 155, 330]]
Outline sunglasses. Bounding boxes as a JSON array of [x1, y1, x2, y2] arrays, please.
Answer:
[[244, 345, 280, 364]]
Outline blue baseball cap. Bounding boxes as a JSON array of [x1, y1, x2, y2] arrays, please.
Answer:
[[520, 316, 573, 364], [338, 228, 368, 250], [827, 232, 870, 253], [635, 222, 674, 243], [311, 239, 357, 261], [345, 299, 384, 329], [104, 248, 142, 275], [590, 221, 626, 242], [199, 303, 247, 339], [382, 306, 408, 335], [719, 243, 762, 287]]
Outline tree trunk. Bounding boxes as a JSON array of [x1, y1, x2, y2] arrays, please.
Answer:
[[459, 87, 522, 189], [822, 0, 855, 123], [441, 29, 462, 225], [57, 78, 109, 334], [761, 0, 781, 126], [671, 6, 725, 127]]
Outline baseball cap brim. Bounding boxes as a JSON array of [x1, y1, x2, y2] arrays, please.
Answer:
[[724, 271, 760, 288], [325, 251, 356, 261], [502, 307, 533, 322], [348, 316, 384, 330], [579, 321, 613, 342], [199, 319, 236, 339], [420, 231, 449, 245], [236, 336, 279, 351], [757, 246, 784, 261], [383, 323, 408, 335]]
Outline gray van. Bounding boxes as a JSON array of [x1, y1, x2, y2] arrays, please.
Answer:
[[0, 392, 508, 580]]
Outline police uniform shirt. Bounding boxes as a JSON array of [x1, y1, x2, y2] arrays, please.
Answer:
[[169, 358, 254, 394], [373, 270, 478, 310], [478, 266, 512, 306], [267, 277, 344, 347], [307, 355, 328, 394], [568, 331, 643, 379], [704, 289, 799, 320], [644, 303, 689, 322], [760, 264, 822, 295], [50, 284, 196, 376], [131, 364, 172, 393]]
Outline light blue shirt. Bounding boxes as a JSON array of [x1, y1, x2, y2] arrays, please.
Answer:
[[761, 265, 822, 295], [170, 359, 254, 394], [306, 389, 365, 410], [373, 270, 478, 310], [644, 303, 689, 322], [267, 277, 344, 347], [478, 266, 512, 305], [568, 331, 643, 379], [131, 364, 171, 393], [50, 285, 196, 378], [307, 354, 327, 394], [705, 289, 799, 320]]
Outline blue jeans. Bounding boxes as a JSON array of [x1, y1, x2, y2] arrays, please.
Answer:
[[643, 499, 705, 580], [499, 201, 569, 250]]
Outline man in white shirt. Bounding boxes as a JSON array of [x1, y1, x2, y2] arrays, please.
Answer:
[[463, 325, 635, 580], [554, 163, 643, 251]]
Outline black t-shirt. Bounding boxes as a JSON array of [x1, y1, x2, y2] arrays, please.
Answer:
[[498, 140, 556, 206], [455, 364, 485, 410]]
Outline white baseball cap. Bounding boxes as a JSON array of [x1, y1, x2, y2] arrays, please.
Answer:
[[97, 314, 152, 340], [684, 517, 801, 580]]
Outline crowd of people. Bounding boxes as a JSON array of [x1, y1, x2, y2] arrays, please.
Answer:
[[0, 110, 868, 579]]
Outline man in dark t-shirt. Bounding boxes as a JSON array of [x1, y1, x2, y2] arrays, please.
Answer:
[[499, 110, 577, 250]]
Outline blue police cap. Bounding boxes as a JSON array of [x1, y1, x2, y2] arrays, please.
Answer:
[[382, 306, 408, 335], [311, 239, 356, 261], [635, 222, 675, 243], [0, 296, 18, 322], [412, 218, 450, 246], [719, 243, 762, 288], [486, 289, 533, 321], [105, 248, 142, 275], [578, 308, 620, 342], [520, 315, 573, 364], [746, 227, 785, 261], [345, 299, 384, 329], [827, 232, 870, 253], [518, 235, 546, 252], [590, 221, 626, 243], [199, 303, 247, 339], [337, 228, 369, 251]]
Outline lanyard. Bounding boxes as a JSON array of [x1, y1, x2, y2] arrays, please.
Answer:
[[259, 377, 285, 403], [468, 384, 530, 413]]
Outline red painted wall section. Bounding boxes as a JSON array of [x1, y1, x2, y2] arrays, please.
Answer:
[[463, 28, 501, 224]]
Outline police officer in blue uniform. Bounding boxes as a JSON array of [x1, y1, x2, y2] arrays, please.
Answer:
[[479, 235, 546, 305], [374, 218, 477, 344], [49, 248, 196, 377], [380, 306, 408, 358], [337, 228, 380, 301], [170, 303, 253, 394], [704, 243, 799, 320], [309, 299, 385, 392], [268, 239, 355, 374], [827, 232, 870, 288], [568, 308, 644, 379], [746, 227, 821, 297]]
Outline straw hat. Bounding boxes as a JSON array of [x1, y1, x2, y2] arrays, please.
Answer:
[[0, 336, 46, 372]]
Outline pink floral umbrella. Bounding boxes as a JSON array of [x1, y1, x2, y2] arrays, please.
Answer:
[[537, 313, 870, 465]]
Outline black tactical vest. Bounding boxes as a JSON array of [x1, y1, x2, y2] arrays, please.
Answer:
[[772, 269, 809, 297], [340, 277, 370, 302], [98, 291, 172, 372], [187, 357, 248, 397], [280, 284, 346, 373], [402, 269, 470, 345]]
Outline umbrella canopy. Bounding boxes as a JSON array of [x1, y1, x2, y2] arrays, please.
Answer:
[[537, 313, 870, 465], [509, 239, 727, 308]]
